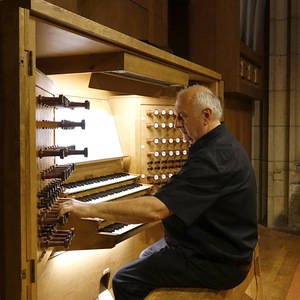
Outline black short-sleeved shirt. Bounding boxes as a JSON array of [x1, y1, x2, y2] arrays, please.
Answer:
[[155, 123, 258, 264]]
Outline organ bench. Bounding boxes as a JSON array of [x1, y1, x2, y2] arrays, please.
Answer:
[[145, 243, 263, 300]]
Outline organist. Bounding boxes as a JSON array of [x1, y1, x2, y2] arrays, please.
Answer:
[[58, 85, 258, 300]]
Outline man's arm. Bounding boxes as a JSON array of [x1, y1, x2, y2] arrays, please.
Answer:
[[58, 196, 172, 224]]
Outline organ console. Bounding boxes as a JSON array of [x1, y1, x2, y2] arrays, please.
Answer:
[[35, 71, 196, 300], [2, 3, 223, 299], [35, 71, 165, 300]]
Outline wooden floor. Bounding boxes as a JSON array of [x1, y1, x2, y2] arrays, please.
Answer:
[[258, 225, 300, 300]]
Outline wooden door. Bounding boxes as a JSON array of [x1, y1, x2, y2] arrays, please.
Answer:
[[224, 97, 253, 158], [0, 4, 37, 299]]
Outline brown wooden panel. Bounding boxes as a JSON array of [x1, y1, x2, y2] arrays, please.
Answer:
[[224, 97, 252, 158], [0, 4, 24, 300], [185, 0, 266, 100], [37, 223, 164, 300]]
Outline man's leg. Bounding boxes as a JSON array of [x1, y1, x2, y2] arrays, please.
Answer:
[[113, 246, 187, 300], [113, 246, 248, 300], [139, 238, 167, 258]]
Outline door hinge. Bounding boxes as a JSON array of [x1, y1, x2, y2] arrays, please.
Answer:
[[21, 260, 36, 283], [21, 269, 27, 280]]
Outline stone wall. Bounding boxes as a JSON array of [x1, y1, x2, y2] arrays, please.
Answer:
[[268, 0, 300, 231]]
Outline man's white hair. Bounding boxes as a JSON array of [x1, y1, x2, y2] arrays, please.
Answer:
[[177, 85, 223, 120]]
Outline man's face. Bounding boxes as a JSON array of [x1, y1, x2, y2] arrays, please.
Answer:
[[174, 95, 206, 144]]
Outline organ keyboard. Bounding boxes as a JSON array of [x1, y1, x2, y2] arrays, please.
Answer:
[[75, 183, 151, 203], [59, 214, 160, 249], [58, 161, 159, 249], [98, 222, 143, 236], [62, 172, 138, 195]]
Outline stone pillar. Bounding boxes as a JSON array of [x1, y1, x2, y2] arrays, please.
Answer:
[[268, 0, 300, 231]]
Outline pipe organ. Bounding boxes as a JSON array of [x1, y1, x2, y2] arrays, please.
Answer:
[[35, 72, 168, 299], [2, 1, 223, 299]]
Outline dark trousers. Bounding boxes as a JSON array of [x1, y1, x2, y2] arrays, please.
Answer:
[[112, 239, 248, 300]]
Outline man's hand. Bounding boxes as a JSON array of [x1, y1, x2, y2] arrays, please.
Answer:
[[58, 198, 90, 218]]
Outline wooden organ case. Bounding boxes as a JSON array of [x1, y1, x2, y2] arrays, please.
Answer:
[[2, 1, 223, 300]]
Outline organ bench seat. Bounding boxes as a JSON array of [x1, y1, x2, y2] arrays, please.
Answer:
[[145, 243, 263, 300]]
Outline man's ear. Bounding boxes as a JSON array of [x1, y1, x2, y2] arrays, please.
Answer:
[[203, 108, 213, 120]]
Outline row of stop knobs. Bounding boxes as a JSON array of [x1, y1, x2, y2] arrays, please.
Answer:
[[146, 137, 187, 144], [146, 109, 174, 117], [147, 149, 188, 157], [39, 225, 74, 249], [38, 179, 73, 249]]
